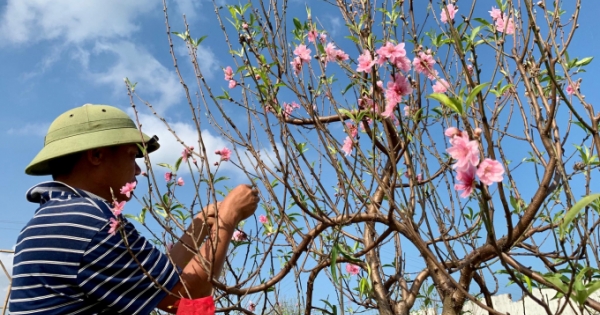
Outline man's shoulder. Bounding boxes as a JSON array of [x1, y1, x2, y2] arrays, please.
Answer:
[[27, 181, 113, 220]]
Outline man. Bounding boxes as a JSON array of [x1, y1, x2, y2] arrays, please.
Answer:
[[9, 104, 259, 314]]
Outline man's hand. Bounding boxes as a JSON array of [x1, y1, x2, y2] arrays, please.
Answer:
[[218, 184, 259, 225]]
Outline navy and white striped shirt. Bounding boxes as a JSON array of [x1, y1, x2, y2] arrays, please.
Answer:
[[9, 181, 180, 314]]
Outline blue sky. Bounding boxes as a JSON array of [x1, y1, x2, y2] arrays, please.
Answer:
[[2, 0, 600, 311]]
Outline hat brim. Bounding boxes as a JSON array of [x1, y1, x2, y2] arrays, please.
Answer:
[[25, 128, 159, 176]]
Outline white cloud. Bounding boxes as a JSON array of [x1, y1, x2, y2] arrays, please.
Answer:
[[172, 0, 202, 22], [7, 122, 50, 136], [174, 39, 219, 79], [195, 46, 219, 79], [0, 0, 158, 45], [132, 111, 280, 179], [88, 41, 183, 112]]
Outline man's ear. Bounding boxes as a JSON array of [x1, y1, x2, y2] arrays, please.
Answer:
[[85, 148, 105, 166]]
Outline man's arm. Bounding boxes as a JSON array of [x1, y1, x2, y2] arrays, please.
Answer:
[[157, 184, 259, 311]]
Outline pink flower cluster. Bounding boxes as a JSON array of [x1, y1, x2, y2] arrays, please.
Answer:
[[346, 263, 360, 276], [376, 42, 410, 71], [182, 146, 194, 162], [215, 147, 232, 162], [247, 301, 256, 312], [291, 44, 311, 75], [445, 127, 504, 198], [413, 50, 438, 80], [307, 30, 326, 43], [120, 182, 136, 198], [489, 7, 515, 35], [342, 122, 360, 156], [108, 218, 119, 235], [232, 230, 247, 242], [259, 215, 268, 224], [283, 101, 300, 118], [383, 73, 413, 117], [325, 43, 349, 65], [432, 79, 449, 93], [112, 200, 125, 216], [356, 50, 376, 73], [223, 66, 237, 89], [440, 4, 458, 24], [566, 81, 580, 95]]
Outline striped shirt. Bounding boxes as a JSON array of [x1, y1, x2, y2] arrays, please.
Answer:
[[9, 181, 180, 314]]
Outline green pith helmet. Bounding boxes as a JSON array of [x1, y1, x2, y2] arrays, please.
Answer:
[[25, 104, 159, 176]]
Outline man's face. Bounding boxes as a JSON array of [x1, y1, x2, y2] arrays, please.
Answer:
[[101, 144, 141, 202]]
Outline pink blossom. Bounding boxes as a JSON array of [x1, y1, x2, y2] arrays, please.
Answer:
[[495, 17, 515, 35], [489, 6, 503, 21], [232, 230, 247, 242], [166, 242, 173, 252], [441, 4, 458, 24], [432, 79, 449, 93], [242, 22, 249, 30], [112, 201, 126, 216], [566, 81, 579, 95], [215, 147, 232, 161], [228, 80, 237, 89], [384, 73, 413, 111], [376, 42, 407, 66], [307, 30, 318, 43], [403, 105, 411, 116], [108, 218, 119, 236], [394, 56, 412, 72], [291, 57, 302, 76], [476, 158, 505, 185], [474, 128, 482, 137], [224, 66, 233, 81], [413, 51, 438, 80], [247, 301, 256, 312], [342, 136, 353, 156], [346, 263, 360, 276], [284, 101, 300, 118], [447, 135, 480, 171], [444, 127, 461, 138], [177, 177, 184, 186], [259, 215, 268, 224], [346, 122, 358, 138], [120, 182, 137, 198], [319, 33, 327, 43], [466, 64, 474, 75], [293, 44, 312, 63], [356, 50, 376, 73], [382, 103, 396, 118], [164, 172, 172, 182], [182, 146, 194, 162], [454, 164, 477, 198], [325, 43, 349, 64]]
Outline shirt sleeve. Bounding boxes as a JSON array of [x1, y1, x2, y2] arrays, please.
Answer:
[[77, 217, 181, 314]]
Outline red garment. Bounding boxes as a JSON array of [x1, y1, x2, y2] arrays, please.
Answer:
[[175, 296, 216, 315]]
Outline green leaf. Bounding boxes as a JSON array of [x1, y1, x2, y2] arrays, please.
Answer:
[[575, 57, 593, 67], [465, 82, 490, 108], [428, 93, 463, 115], [473, 17, 491, 27], [560, 194, 600, 240], [542, 273, 568, 292], [330, 245, 338, 283], [293, 18, 302, 30]]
